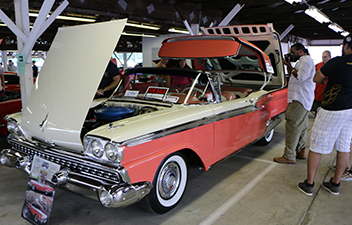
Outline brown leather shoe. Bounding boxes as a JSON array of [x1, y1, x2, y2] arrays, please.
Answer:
[[297, 149, 306, 159], [273, 156, 296, 164]]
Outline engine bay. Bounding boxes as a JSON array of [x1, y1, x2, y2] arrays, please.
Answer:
[[81, 102, 158, 138]]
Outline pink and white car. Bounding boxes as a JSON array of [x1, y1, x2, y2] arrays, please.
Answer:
[[1, 21, 288, 213]]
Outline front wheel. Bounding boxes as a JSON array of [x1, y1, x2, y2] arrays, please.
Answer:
[[256, 129, 274, 146], [139, 153, 188, 214]]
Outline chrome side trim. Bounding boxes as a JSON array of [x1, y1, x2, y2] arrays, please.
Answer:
[[123, 105, 255, 147]]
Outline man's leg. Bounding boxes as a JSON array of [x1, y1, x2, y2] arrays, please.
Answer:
[[307, 151, 321, 184], [333, 152, 350, 184], [284, 101, 308, 160]]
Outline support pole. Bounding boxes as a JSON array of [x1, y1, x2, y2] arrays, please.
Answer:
[[280, 24, 295, 41], [183, 20, 194, 35], [14, 0, 32, 107], [0, 0, 69, 108], [218, 4, 244, 26]]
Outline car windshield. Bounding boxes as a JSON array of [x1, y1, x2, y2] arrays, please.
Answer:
[[110, 67, 219, 104], [207, 56, 261, 71]]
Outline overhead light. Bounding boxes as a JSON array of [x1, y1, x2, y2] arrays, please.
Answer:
[[0, 23, 6, 27], [122, 32, 156, 37], [168, 28, 190, 34], [284, 0, 304, 4], [126, 22, 160, 30], [328, 23, 344, 33], [341, 31, 350, 37], [305, 6, 330, 24], [28, 12, 96, 22]]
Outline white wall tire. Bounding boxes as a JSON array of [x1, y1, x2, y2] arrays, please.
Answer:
[[256, 129, 274, 146], [139, 153, 188, 214]]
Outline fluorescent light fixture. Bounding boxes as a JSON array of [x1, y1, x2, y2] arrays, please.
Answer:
[[284, 0, 304, 4], [341, 31, 350, 37], [126, 22, 160, 30], [28, 12, 96, 22], [0, 23, 6, 27], [122, 32, 156, 37], [328, 23, 344, 33], [305, 6, 330, 24], [168, 28, 190, 34]]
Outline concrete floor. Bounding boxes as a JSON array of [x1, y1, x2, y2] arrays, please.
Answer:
[[1, 114, 352, 225]]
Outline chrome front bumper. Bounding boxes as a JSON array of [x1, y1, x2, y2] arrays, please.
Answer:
[[1, 141, 152, 208]]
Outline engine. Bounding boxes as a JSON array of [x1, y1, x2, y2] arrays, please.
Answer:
[[81, 104, 158, 138]]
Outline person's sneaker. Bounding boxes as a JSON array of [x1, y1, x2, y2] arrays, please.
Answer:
[[340, 170, 352, 181], [296, 148, 306, 159], [322, 178, 340, 195], [297, 179, 314, 196], [273, 156, 296, 164]]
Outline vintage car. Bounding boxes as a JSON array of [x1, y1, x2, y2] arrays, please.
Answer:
[[29, 180, 54, 196], [24, 201, 48, 224], [1, 21, 288, 214]]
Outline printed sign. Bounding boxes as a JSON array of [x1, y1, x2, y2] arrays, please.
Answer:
[[22, 156, 60, 225], [124, 90, 139, 97], [164, 95, 179, 103], [16, 54, 26, 74], [144, 86, 169, 100]]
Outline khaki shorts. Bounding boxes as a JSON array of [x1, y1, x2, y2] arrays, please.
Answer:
[[310, 108, 352, 154]]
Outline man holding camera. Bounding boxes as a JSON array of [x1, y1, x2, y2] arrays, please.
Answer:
[[273, 43, 315, 164]]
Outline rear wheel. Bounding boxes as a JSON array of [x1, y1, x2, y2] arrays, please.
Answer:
[[256, 129, 274, 146], [139, 153, 188, 214]]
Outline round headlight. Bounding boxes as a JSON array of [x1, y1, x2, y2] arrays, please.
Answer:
[[7, 120, 17, 134], [105, 143, 123, 162], [90, 140, 104, 158]]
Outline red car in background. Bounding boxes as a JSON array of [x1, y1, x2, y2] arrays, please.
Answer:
[[0, 72, 22, 135], [0, 72, 36, 135]]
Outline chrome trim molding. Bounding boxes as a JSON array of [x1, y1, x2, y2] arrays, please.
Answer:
[[123, 105, 255, 147]]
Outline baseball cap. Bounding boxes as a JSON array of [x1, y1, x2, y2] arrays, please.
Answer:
[[343, 34, 352, 48]]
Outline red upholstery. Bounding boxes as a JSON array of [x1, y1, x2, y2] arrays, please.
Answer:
[[170, 93, 202, 104], [222, 92, 236, 101], [221, 87, 252, 97]]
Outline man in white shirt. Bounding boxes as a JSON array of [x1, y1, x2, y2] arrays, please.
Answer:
[[274, 43, 315, 164]]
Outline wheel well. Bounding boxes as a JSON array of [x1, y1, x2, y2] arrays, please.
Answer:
[[178, 148, 204, 169]]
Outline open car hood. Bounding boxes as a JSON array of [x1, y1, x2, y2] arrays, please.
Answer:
[[21, 20, 126, 150]]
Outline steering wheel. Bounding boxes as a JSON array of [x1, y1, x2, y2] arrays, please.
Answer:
[[181, 87, 204, 98]]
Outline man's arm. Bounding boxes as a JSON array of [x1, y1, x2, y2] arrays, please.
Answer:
[[313, 69, 327, 84], [97, 75, 120, 95]]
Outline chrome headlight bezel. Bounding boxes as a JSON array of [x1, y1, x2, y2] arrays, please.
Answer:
[[6, 118, 26, 140], [84, 136, 124, 165], [90, 139, 104, 158], [105, 143, 123, 163]]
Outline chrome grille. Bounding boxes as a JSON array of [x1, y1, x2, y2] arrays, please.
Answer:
[[10, 141, 120, 184]]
